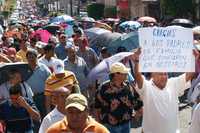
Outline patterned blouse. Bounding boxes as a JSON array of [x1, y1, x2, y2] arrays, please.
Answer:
[[95, 80, 143, 126]]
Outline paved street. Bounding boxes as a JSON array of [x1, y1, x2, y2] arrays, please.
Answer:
[[179, 103, 192, 133]]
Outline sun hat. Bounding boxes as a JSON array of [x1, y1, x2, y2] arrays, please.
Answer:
[[65, 93, 88, 111], [110, 62, 130, 74]]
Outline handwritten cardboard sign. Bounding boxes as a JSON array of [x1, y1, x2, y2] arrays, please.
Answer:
[[139, 27, 195, 72]]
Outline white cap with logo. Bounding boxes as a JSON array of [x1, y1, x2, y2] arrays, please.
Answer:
[[53, 59, 65, 74]]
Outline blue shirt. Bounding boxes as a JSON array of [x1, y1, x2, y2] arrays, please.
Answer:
[[77, 47, 99, 70], [55, 44, 67, 60], [26, 63, 51, 94], [64, 56, 89, 90], [0, 98, 38, 132]]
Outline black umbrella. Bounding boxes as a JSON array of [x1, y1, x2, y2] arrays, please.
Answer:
[[169, 19, 195, 28], [89, 32, 122, 55], [43, 24, 61, 34], [84, 27, 111, 43], [0, 63, 33, 85]]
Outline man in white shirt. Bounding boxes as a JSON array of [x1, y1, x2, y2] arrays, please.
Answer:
[[131, 49, 197, 133], [189, 102, 200, 133], [38, 44, 57, 73], [39, 87, 71, 133]]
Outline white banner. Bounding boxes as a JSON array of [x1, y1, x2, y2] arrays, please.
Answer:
[[139, 27, 195, 72]]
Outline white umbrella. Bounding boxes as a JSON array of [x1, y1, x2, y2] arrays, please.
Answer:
[[88, 52, 134, 83]]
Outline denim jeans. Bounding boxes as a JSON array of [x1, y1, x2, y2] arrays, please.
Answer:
[[105, 121, 131, 133]]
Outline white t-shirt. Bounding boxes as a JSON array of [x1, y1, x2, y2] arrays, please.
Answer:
[[140, 74, 190, 133], [39, 107, 65, 133], [189, 103, 200, 133], [38, 57, 58, 72]]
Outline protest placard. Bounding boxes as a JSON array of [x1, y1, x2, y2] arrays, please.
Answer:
[[139, 27, 195, 72]]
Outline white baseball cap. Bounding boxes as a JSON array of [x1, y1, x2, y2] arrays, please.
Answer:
[[35, 41, 47, 49], [53, 59, 65, 74]]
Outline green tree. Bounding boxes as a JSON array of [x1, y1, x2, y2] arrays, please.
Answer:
[[1, 11, 10, 19], [160, 0, 196, 19], [87, 3, 105, 19], [104, 6, 117, 18]]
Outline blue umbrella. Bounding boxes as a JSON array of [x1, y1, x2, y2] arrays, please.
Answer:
[[107, 31, 139, 54], [50, 15, 74, 24], [80, 17, 95, 22], [119, 21, 141, 32]]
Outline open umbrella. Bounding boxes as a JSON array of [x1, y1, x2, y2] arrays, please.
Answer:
[[80, 17, 95, 22], [88, 52, 133, 82], [50, 15, 74, 24], [79, 17, 96, 29], [4, 31, 21, 39], [90, 32, 122, 55], [169, 18, 194, 28], [84, 27, 111, 42], [119, 21, 141, 32], [107, 31, 139, 54], [32, 29, 51, 43], [104, 18, 119, 23], [95, 21, 112, 31], [137, 16, 157, 23], [10, 23, 22, 29], [0, 63, 33, 85], [43, 24, 61, 34]]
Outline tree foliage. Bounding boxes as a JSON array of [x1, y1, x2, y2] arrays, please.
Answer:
[[160, 0, 196, 18], [104, 6, 117, 18], [87, 3, 105, 19]]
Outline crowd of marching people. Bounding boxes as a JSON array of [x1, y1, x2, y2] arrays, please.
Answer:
[[0, 4, 200, 133]]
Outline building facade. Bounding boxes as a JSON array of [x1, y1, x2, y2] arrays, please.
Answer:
[[96, 0, 159, 20]]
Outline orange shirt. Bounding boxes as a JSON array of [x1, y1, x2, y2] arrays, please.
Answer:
[[47, 117, 110, 133]]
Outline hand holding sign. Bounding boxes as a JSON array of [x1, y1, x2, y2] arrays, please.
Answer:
[[139, 27, 195, 72], [129, 48, 141, 63]]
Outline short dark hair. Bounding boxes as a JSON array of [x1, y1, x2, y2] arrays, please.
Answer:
[[43, 44, 54, 52], [74, 28, 82, 35], [109, 73, 115, 81], [26, 48, 38, 58], [117, 46, 127, 53], [8, 68, 21, 79], [9, 84, 22, 95], [100, 47, 108, 54], [30, 38, 37, 43]]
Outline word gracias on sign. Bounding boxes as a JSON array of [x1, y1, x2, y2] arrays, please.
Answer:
[[153, 28, 176, 38]]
